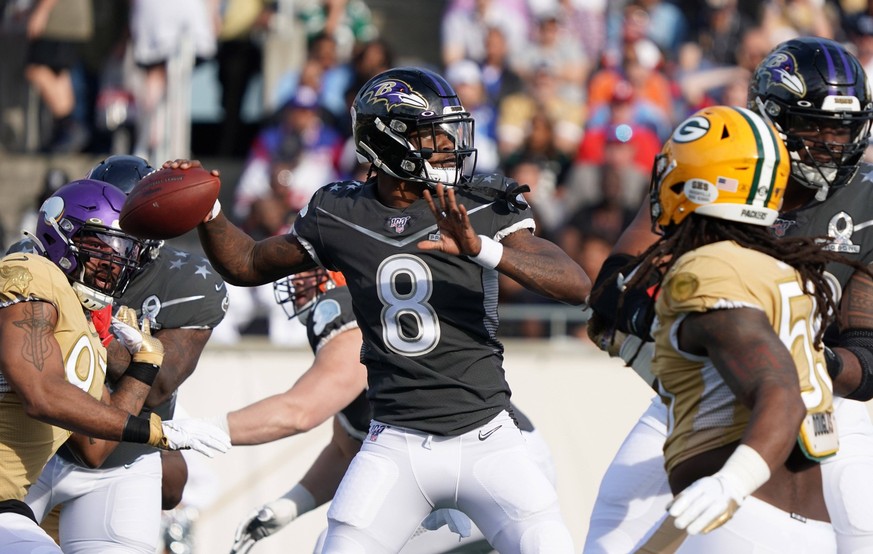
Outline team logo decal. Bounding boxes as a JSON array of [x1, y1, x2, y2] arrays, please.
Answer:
[[386, 215, 413, 234], [368, 423, 387, 442], [141, 295, 163, 325], [684, 179, 718, 204], [312, 299, 341, 336], [0, 265, 33, 293], [671, 116, 709, 143], [361, 79, 428, 112], [823, 212, 860, 253], [761, 52, 806, 97], [770, 218, 797, 237]]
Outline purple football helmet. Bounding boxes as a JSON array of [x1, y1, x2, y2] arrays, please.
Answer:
[[749, 37, 873, 199], [351, 66, 477, 188], [32, 179, 146, 310]]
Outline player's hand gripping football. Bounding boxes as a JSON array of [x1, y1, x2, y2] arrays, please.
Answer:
[[110, 306, 164, 366], [418, 183, 482, 257], [230, 498, 299, 553]]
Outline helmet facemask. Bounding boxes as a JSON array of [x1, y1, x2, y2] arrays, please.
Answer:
[[756, 96, 873, 200], [68, 227, 145, 310], [273, 268, 345, 322], [357, 111, 477, 188], [34, 179, 147, 311]]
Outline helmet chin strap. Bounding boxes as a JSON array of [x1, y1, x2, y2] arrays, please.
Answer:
[[72, 282, 113, 310]]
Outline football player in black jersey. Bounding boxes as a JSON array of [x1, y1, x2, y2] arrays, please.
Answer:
[[584, 37, 873, 553], [227, 269, 555, 553], [190, 66, 589, 552], [0, 179, 229, 553], [19, 156, 231, 554]]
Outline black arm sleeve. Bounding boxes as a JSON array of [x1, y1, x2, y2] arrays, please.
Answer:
[[589, 253, 656, 340]]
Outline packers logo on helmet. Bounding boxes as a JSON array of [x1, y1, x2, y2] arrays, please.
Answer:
[[650, 106, 790, 233]]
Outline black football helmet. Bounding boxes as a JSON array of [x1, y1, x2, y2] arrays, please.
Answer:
[[86, 154, 162, 265], [351, 66, 477, 188], [86, 154, 156, 194], [749, 37, 873, 199]]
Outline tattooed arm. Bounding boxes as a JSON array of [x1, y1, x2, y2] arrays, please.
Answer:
[[831, 268, 873, 399], [0, 301, 152, 445], [105, 328, 212, 407], [418, 184, 591, 304]]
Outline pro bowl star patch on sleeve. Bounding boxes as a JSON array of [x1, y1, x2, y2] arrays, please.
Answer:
[[312, 299, 342, 336]]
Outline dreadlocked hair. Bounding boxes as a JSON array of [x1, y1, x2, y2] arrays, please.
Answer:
[[620, 214, 871, 347]]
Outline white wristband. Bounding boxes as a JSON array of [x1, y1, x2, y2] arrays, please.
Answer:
[[204, 199, 222, 223], [471, 235, 503, 269], [718, 444, 771, 500], [273, 484, 316, 520]]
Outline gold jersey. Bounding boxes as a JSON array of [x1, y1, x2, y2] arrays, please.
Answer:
[[0, 253, 106, 501], [653, 241, 836, 474]]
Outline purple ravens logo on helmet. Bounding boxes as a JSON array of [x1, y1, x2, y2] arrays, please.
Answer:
[[761, 52, 806, 97], [360, 79, 429, 112]]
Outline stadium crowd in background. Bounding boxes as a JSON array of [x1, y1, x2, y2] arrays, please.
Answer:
[[4, 0, 873, 339]]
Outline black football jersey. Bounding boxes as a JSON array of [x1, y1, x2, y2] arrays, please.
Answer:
[[292, 177, 535, 436], [306, 286, 372, 439], [78, 246, 227, 468], [775, 163, 873, 289]]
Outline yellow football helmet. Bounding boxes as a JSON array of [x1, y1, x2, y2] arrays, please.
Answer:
[[650, 105, 790, 233]]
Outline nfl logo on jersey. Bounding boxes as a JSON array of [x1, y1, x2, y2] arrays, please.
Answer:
[[386, 216, 412, 234]]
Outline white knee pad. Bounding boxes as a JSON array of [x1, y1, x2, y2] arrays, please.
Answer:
[[328, 452, 398, 529]]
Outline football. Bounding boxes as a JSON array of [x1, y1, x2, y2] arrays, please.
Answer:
[[119, 167, 220, 240]]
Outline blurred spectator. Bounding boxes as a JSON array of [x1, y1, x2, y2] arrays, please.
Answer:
[[446, 59, 500, 174], [760, 0, 836, 43], [129, 0, 218, 160], [24, 0, 93, 153], [530, 0, 607, 71], [441, 0, 531, 67], [244, 134, 303, 239], [563, 148, 639, 245], [274, 36, 394, 137], [480, 25, 525, 106], [588, 36, 673, 119], [498, 60, 585, 158], [847, 8, 873, 78], [636, 0, 688, 60], [587, 78, 672, 142], [216, 0, 275, 157], [18, 167, 69, 243], [516, 9, 588, 98], [233, 86, 343, 225], [690, 0, 754, 67], [675, 25, 769, 117], [501, 109, 573, 235], [565, 120, 659, 218], [296, 0, 379, 63], [496, 158, 563, 338]]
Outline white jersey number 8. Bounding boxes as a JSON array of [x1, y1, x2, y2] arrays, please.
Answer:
[[377, 254, 441, 356]]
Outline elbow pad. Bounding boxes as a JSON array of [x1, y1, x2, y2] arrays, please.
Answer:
[[835, 329, 873, 401]]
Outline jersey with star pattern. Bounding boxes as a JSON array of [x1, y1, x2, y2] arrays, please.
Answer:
[[292, 176, 535, 436], [775, 162, 873, 289]]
